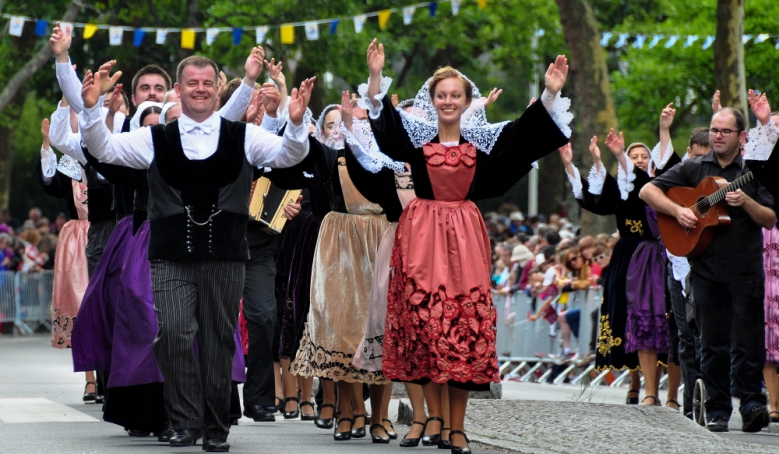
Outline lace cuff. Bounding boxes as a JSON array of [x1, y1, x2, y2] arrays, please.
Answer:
[[587, 164, 607, 195], [651, 141, 674, 170], [565, 166, 583, 199], [41, 146, 57, 180], [57, 154, 83, 181], [744, 120, 779, 161], [540, 89, 573, 139], [617, 158, 636, 201], [357, 75, 392, 120], [343, 119, 405, 173]]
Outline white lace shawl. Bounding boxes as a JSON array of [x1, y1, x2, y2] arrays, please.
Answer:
[[57, 154, 83, 181], [744, 120, 779, 161], [341, 118, 406, 173]]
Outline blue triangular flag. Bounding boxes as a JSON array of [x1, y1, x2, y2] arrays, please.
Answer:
[[232, 28, 243, 45], [600, 32, 612, 47], [615, 33, 629, 48], [133, 29, 146, 47], [428, 2, 438, 18], [633, 34, 646, 49], [665, 36, 680, 48], [34, 20, 48, 37], [701, 36, 715, 50], [648, 35, 663, 48], [330, 19, 339, 35]]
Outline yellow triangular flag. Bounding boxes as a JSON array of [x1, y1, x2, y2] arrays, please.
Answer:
[[181, 29, 196, 49], [83, 24, 98, 39], [378, 10, 392, 29], [477, 0, 488, 8], [280, 24, 295, 44]]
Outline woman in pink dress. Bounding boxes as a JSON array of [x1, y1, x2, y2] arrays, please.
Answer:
[[362, 39, 571, 453]]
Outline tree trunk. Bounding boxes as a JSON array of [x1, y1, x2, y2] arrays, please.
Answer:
[[555, 0, 617, 236], [0, 2, 80, 211], [714, 0, 747, 121]]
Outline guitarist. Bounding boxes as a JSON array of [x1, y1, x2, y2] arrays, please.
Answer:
[[640, 107, 775, 433]]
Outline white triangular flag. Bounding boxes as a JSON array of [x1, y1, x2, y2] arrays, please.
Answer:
[[206, 28, 219, 45], [109, 27, 123, 46], [755, 33, 770, 44], [60, 22, 74, 36], [9, 16, 25, 37], [156, 28, 168, 44], [451, 0, 462, 15], [354, 15, 367, 33], [255, 26, 269, 43], [305, 22, 319, 40], [403, 7, 416, 25]]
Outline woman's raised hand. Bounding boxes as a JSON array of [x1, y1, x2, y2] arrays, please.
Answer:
[[367, 38, 385, 76], [605, 128, 625, 157], [544, 55, 568, 96], [588, 136, 602, 163]]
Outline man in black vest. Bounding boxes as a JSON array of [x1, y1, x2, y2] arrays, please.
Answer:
[[641, 108, 775, 433], [79, 51, 314, 452]]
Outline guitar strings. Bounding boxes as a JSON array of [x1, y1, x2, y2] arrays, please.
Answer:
[[688, 172, 754, 215]]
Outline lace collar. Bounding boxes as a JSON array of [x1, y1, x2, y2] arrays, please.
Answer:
[[57, 155, 82, 181]]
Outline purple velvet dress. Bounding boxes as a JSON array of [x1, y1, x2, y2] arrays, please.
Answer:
[[624, 206, 670, 354]]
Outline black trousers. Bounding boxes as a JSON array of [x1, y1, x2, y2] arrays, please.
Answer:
[[85, 219, 116, 278], [151, 259, 244, 441], [667, 265, 700, 415], [690, 273, 766, 420], [242, 233, 279, 411]]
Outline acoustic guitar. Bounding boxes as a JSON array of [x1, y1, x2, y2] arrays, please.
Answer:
[[657, 171, 754, 257]]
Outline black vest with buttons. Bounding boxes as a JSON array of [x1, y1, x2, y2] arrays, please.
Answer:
[[147, 118, 253, 261]]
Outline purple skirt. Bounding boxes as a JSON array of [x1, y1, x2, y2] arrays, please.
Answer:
[[625, 240, 669, 354], [72, 216, 133, 373]]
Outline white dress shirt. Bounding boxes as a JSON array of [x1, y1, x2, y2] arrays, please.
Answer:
[[80, 104, 310, 170], [49, 102, 88, 164]]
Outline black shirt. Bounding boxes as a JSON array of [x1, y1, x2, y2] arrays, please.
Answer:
[[651, 150, 775, 283]]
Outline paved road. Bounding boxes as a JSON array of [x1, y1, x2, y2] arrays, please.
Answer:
[[0, 334, 499, 454]]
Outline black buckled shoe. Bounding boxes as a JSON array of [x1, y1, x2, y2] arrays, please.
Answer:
[[351, 414, 367, 438], [438, 427, 451, 449], [742, 406, 769, 433], [399, 420, 426, 448], [157, 422, 175, 443], [625, 389, 639, 405], [315, 403, 336, 429], [283, 397, 300, 419], [202, 438, 230, 452], [382, 418, 398, 439], [449, 430, 471, 454], [169, 428, 202, 447], [83, 382, 97, 403], [707, 417, 729, 433], [243, 404, 276, 422], [421, 416, 444, 446], [300, 401, 317, 421], [370, 424, 391, 444], [333, 417, 354, 441]]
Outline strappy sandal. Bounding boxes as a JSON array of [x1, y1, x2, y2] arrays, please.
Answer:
[[382, 418, 398, 439], [399, 420, 426, 448], [626, 388, 639, 405], [642, 395, 661, 407], [666, 399, 681, 411], [83, 381, 97, 403]]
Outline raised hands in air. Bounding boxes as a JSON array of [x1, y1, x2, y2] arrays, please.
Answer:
[[748, 89, 772, 126], [544, 55, 568, 97], [244, 46, 266, 82], [49, 22, 72, 62], [288, 77, 315, 126]]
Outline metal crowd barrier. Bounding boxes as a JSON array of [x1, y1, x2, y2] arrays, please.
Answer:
[[0, 270, 54, 335], [495, 287, 603, 385]]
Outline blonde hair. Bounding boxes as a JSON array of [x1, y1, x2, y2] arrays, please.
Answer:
[[428, 66, 473, 103]]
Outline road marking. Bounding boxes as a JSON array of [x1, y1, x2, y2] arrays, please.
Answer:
[[0, 398, 99, 423]]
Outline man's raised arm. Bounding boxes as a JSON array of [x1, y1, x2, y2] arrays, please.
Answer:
[[79, 73, 154, 169], [218, 46, 266, 121]]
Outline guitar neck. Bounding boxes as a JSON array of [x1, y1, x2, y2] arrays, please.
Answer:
[[705, 171, 754, 205]]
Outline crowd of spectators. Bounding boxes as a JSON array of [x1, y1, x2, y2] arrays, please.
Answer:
[[0, 206, 67, 273]]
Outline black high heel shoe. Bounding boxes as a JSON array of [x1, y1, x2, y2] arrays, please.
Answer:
[[382, 418, 398, 439], [351, 413, 367, 438], [333, 417, 354, 441], [315, 403, 336, 429], [399, 420, 426, 448], [300, 401, 317, 421], [438, 427, 451, 449], [83, 381, 97, 403], [421, 416, 444, 446], [449, 430, 471, 454], [282, 397, 300, 419], [370, 424, 391, 444], [626, 389, 639, 405]]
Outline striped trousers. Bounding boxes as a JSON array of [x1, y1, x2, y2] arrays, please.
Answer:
[[85, 219, 116, 278], [151, 259, 244, 441]]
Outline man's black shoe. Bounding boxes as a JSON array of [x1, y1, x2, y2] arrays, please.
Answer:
[[127, 429, 150, 437], [707, 417, 729, 432], [243, 405, 275, 422], [742, 406, 769, 433], [203, 439, 230, 452], [158, 422, 175, 443], [169, 428, 202, 447]]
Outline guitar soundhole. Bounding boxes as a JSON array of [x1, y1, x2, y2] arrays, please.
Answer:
[[695, 196, 710, 218]]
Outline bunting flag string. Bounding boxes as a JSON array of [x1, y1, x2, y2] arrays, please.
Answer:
[[4, 5, 779, 53]]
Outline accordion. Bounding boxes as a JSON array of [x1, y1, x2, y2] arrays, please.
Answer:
[[248, 177, 302, 233]]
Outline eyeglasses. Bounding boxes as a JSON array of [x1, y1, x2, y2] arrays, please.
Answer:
[[709, 128, 739, 137], [593, 254, 608, 262]]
